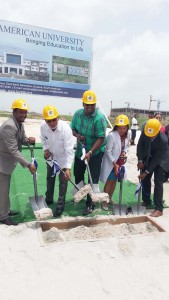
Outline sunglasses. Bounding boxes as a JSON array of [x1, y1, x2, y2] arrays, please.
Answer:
[[46, 118, 58, 124], [84, 103, 95, 107]]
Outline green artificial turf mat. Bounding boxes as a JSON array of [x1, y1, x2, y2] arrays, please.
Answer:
[[9, 145, 167, 223]]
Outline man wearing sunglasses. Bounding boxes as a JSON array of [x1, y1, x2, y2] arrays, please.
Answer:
[[40, 105, 74, 217], [71, 90, 107, 215]]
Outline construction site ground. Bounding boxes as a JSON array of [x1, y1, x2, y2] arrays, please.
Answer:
[[0, 117, 169, 300]]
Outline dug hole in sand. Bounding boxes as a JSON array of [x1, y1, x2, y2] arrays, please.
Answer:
[[41, 220, 159, 245]]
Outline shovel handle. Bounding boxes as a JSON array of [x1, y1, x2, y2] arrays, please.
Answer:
[[85, 160, 93, 187], [54, 163, 80, 191], [32, 172, 39, 200], [48, 154, 80, 191], [28, 142, 35, 158], [137, 170, 142, 207]]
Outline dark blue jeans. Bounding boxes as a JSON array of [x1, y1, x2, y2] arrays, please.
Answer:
[[74, 151, 104, 207]]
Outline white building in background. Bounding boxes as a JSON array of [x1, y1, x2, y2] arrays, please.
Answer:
[[53, 63, 89, 77], [0, 50, 49, 81]]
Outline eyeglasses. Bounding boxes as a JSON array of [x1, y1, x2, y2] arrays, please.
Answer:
[[46, 118, 58, 124], [84, 103, 95, 107]]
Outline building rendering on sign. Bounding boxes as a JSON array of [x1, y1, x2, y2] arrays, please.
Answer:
[[0, 50, 49, 81], [0, 19, 92, 97], [52, 56, 90, 84]]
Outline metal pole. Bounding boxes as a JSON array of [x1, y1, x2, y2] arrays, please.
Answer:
[[97, 100, 113, 129], [110, 100, 112, 117], [149, 95, 152, 111]]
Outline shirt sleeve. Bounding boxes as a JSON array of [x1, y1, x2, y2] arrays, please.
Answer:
[[63, 125, 74, 169], [1, 124, 30, 167], [94, 116, 107, 138], [40, 122, 48, 151], [106, 134, 116, 163], [70, 111, 78, 131]]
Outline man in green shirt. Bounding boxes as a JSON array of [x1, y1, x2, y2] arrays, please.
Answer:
[[71, 90, 107, 215]]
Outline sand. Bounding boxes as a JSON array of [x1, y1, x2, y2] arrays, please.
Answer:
[[33, 207, 53, 221], [73, 184, 92, 202], [42, 222, 159, 244], [1, 117, 169, 300]]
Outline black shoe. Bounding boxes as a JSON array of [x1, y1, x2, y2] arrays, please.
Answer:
[[53, 210, 63, 217], [0, 217, 18, 226], [9, 210, 19, 216], [45, 200, 53, 205], [82, 206, 93, 216], [141, 201, 152, 207]]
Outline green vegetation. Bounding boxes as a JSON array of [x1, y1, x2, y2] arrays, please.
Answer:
[[52, 73, 88, 84], [0, 111, 11, 117], [1, 111, 168, 127], [0, 110, 73, 122], [53, 56, 89, 68]]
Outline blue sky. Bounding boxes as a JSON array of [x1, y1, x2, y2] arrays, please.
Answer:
[[0, 0, 169, 115]]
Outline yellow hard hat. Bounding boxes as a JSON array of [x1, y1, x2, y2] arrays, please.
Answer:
[[144, 118, 161, 137], [42, 105, 59, 120], [115, 114, 130, 126], [11, 99, 29, 110], [82, 90, 97, 104]]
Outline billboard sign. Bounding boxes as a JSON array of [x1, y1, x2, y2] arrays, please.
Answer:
[[0, 20, 93, 98]]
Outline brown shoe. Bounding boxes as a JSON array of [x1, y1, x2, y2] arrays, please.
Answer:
[[150, 210, 163, 217]]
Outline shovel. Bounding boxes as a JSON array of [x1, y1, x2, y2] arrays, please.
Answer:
[[78, 140, 109, 202], [131, 171, 146, 215], [46, 158, 92, 202], [85, 160, 109, 203], [28, 143, 49, 212], [113, 166, 127, 216]]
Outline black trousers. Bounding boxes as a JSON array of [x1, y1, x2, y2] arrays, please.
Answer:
[[74, 152, 104, 207], [45, 163, 68, 211], [142, 165, 164, 212]]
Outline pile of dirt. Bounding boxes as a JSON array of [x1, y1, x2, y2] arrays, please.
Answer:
[[42, 221, 159, 244]]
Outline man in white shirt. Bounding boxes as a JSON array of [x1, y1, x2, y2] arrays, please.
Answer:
[[40, 105, 74, 217], [131, 114, 138, 145]]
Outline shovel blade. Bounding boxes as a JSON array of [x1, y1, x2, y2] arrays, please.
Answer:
[[70, 180, 85, 196], [131, 204, 146, 215], [29, 196, 40, 212], [113, 204, 127, 216], [36, 196, 48, 209], [29, 195, 48, 212]]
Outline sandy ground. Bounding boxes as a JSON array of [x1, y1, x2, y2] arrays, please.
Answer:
[[0, 117, 169, 300]]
